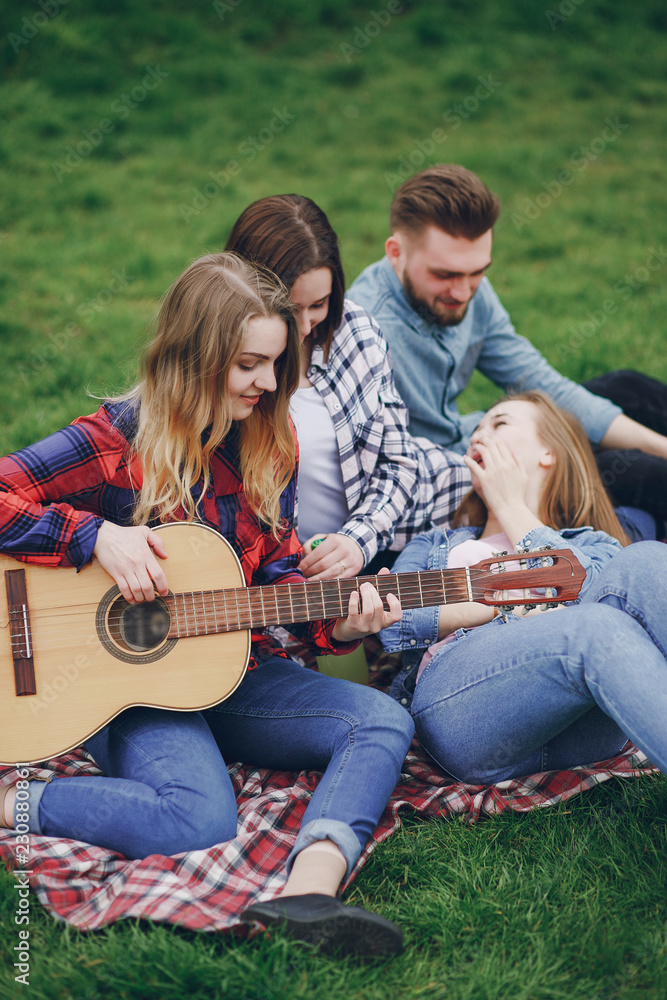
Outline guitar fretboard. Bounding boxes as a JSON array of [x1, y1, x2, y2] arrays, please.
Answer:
[[165, 570, 472, 637]]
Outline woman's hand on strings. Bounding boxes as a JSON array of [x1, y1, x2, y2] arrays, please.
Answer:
[[93, 521, 169, 603], [331, 570, 402, 643], [299, 532, 365, 581]]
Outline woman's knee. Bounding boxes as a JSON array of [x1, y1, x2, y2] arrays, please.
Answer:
[[143, 791, 238, 857], [334, 684, 414, 759], [183, 790, 238, 851], [591, 540, 667, 600], [614, 538, 665, 571]]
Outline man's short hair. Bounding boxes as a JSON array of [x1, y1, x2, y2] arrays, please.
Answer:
[[390, 164, 501, 240]]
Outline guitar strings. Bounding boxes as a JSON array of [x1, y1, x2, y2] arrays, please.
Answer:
[[6, 586, 557, 650], [9, 582, 552, 618], [4, 555, 563, 618], [4, 569, 556, 623]]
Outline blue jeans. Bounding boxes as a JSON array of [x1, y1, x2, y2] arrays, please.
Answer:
[[26, 657, 414, 871], [411, 542, 667, 783]]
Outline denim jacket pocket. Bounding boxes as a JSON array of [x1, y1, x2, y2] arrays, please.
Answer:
[[389, 655, 421, 709]]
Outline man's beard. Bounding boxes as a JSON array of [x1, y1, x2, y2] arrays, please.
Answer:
[[403, 273, 470, 327]]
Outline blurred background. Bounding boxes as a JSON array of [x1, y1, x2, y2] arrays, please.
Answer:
[[1, 0, 666, 451]]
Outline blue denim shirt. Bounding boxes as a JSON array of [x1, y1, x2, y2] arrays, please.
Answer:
[[349, 258, 621, 453], [380, 523, 623, 708]]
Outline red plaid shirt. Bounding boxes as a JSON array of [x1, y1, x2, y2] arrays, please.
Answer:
[[0, 402, 354, 664]]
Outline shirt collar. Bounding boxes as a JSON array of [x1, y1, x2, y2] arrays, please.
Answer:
[[309, 342, 327, 372], [380, 255, 411, 309]]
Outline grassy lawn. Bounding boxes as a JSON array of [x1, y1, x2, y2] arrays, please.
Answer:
[[1, 1, 666, 996], [1, 776, 666, 1000]]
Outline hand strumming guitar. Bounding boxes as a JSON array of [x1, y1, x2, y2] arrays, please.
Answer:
[[93, 520, 169, 604]]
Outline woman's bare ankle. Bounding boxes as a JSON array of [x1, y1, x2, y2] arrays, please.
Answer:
[[0, 786, 17, 829], [280, 840, 347, 898]]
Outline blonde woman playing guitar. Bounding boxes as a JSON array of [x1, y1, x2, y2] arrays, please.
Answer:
[[0, 253, 413, 958]]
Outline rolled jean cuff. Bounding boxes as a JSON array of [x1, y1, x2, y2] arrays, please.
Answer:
[[287, 819, 362, 880], [17, 779, 51, 835]]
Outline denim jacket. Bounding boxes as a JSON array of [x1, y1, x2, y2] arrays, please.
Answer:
[[380, 523, 623, 709]]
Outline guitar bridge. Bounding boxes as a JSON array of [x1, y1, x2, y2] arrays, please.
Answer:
[[5, 568, 36, 696]]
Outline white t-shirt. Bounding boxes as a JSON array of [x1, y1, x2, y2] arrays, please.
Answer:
[[290, 387, 350, 544]]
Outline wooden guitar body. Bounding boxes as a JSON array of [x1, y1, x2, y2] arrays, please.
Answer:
[[0, 523, 250, 765]]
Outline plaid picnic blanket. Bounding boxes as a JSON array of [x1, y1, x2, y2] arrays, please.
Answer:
[[0, 639, 657, 932]]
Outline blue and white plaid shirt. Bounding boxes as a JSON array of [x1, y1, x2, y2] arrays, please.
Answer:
[[303, 299, 471, 564]]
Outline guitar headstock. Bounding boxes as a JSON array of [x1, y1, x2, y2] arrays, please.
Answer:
[[470, 548, 586, 606]]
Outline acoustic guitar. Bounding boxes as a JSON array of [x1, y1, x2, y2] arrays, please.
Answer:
[[0, 522, 585, 764]]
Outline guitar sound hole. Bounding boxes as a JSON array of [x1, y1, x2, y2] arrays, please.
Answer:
[[112, 598, 171, 653]]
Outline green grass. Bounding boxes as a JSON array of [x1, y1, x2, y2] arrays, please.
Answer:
[[1, 777, 666, 1000], [1, 1, 667, 996], [1, 0, 667, 450]]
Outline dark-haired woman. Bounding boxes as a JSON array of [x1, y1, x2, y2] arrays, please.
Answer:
[[226, 194, 471, 581]]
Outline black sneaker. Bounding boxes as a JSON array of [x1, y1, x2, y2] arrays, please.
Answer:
[[241, 892, 403, 958]]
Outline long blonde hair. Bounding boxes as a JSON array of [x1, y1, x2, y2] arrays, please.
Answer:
[[119, 252, 300, 534], [454, 391, 630, 545]]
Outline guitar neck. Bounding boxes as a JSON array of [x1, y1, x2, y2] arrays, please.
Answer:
[[165, 569, 468, 638], [161, 548, 584, 640], [163, 559, 566, 638]]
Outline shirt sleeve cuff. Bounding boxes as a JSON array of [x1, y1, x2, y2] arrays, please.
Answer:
[[320, 617, 361, 655], [68, 514, 104, 571], [337, 524, 377, 567], [586, 399, 623, 444], [516, 525, 570, 553]]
